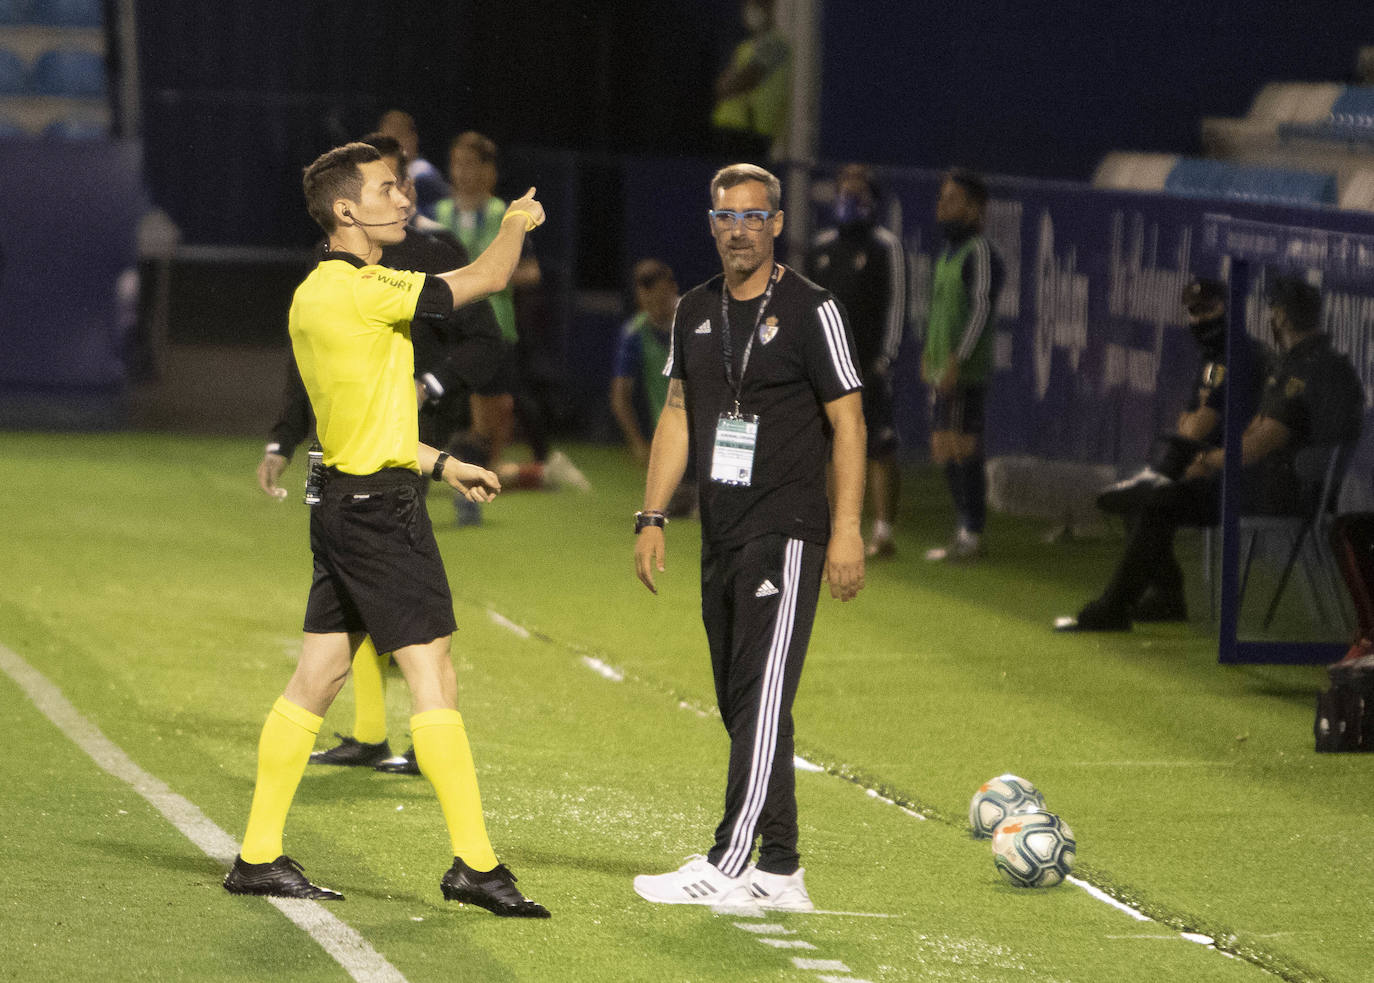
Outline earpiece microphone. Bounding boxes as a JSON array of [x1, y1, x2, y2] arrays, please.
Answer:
[[344, 210, 404, 228]]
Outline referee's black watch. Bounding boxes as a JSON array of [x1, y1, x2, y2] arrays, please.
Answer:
[[634, 510, 667, 534]]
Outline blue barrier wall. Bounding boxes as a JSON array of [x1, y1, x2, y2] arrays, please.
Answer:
[[861, 171, 1374, 473], [0, 138, 145, 427], [610, 163, 1374, 474]]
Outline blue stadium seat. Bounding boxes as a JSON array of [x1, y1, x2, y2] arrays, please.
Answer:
[[0, 47, 25, 93], [1279, 86, 1374, 143], [43, 116, 106, 139], [1163, 158, 1337, 207], [27, 48, 105, 97], [28, 0, 102, 27]]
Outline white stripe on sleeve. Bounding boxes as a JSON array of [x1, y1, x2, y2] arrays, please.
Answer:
[[817, 299, 863, 391], [876, 227, 907, 364], [954, 237, 992, 363]]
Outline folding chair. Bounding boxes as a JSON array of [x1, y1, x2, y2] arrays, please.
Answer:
[[1237, 443, 1353, 631]]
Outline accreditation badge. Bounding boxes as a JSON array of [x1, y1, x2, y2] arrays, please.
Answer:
[[710, 412, 760, 486]]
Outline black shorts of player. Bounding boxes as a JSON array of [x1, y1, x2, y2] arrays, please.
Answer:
[[862, 373, 898, 458], [451, 331, 509, 397], [475, 339, 519, 399], [930, 384, 986, 435], [303, 468, 457, 654]]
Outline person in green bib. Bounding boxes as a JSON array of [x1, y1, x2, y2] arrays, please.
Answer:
[[611, 259, 697, 517], [434, 131, 553, 521], [611, 259, 680, 465], [922, 169, 1004, 562]]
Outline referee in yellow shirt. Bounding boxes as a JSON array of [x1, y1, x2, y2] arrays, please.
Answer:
[[223, 142, 549, 917]]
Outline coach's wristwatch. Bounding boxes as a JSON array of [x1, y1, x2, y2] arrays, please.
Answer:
[[634, 510, 667, 534]]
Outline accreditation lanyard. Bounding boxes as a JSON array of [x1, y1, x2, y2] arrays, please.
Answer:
[[711, 264, 780, 486]]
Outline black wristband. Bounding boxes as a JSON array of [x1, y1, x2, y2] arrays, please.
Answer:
[[431, 451, 450, 482], [634, 510, 667, 534]]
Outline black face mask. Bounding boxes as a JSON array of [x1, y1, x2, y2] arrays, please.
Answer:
[[1190, 314, 1226, 360]]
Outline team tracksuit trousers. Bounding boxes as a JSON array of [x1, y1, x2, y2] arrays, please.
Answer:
[[701, 533, 825, 877]]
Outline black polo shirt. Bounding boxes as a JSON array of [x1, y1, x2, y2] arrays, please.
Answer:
[[805, 222, 905, 371], [667, 266, 863, 550], [1258, 333, 1363, 448], [1254, 332, 1364, 507]]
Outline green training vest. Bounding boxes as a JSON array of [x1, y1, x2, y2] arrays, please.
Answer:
[[925, 237, 992, 384], [631, 312, 672, 421], [434, 195, 518, 343]]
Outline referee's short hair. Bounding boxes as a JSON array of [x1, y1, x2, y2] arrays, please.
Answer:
[[711, 163, 782, 212], [303, 142, 382, 233]]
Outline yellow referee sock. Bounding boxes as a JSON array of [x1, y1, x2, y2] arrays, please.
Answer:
[[411, 708, 499, 871], [240, 696, 322, 864], [350, 637, 388, 745]]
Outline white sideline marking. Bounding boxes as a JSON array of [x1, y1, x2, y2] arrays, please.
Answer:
[[581, 656, 624, 682], [487, 609, 531, 639], [0, 642, 406, 983], [1065, 875, 1150, 922], [793, 958, 850, 972], [734, 922, 795, 934], [757, 938, 816, 950], [817, 977, 875, 983], [794, 755, 824, 772]]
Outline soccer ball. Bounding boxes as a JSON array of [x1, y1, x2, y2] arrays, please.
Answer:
[[969, 774, 1046, 839], [991, 810, 1076, 888]]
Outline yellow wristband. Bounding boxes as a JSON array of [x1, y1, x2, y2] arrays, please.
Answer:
[[505, 209, 538, 232]]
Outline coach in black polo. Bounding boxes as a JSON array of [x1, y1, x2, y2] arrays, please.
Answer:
[[633, 163, 866, 912]]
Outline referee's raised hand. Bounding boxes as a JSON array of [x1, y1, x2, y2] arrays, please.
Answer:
[[503, 188, 545, 231]]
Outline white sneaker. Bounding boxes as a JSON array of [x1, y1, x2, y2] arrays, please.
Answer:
[[747, 866, 815, 912], [633, 855, 755, 908], [925, 529, 982, 563], [544, 450, 592, 493], [1104, 466, 1170, 494]]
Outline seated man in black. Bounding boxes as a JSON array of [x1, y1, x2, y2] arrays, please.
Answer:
[[1092, 277, 1268, 621], [1057, 275, 1364, 632]]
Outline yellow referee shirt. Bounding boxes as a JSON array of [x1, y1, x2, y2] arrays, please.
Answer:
[[288, 253, 432, 475]]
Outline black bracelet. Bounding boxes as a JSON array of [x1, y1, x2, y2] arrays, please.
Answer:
[[431, 451, 450, 482], [634, 510, 667, 534]]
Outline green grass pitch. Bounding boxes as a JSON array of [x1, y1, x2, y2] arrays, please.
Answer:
[[1, 431, 1371, 982]]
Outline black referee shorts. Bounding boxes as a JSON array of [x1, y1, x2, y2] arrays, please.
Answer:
[[303, 468, 457, 654]]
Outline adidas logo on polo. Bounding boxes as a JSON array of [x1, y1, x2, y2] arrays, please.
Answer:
[[755, 579, 779, 598], [694, 320, 712, 334]]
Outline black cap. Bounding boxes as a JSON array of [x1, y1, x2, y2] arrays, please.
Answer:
[[1181, 277, 1225, 311]]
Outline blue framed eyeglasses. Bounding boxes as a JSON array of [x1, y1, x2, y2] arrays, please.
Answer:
[[708, 209, 775, 231]]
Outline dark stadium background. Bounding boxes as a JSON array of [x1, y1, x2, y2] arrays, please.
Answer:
[[134, 0, 1372, 247], [3, 1, 1371, 442]]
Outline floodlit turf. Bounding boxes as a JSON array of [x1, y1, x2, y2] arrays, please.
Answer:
[[2, 431, 1371, 982]]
